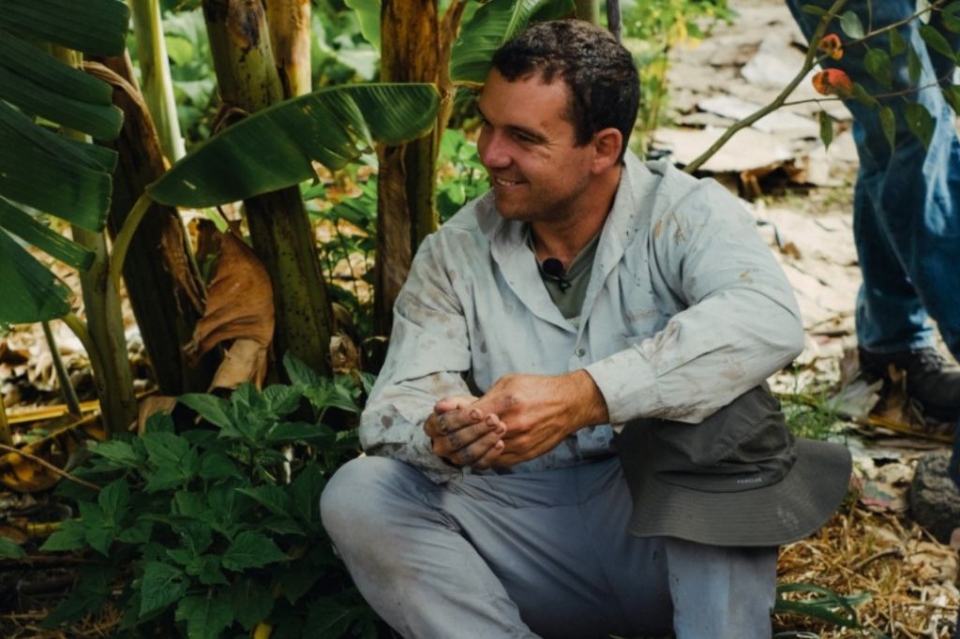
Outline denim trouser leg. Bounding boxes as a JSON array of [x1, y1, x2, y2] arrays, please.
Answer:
[[785, 0, 960, 359], [320, 455, 777, 639]]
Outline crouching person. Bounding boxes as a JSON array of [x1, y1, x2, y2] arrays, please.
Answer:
[[321, 19, 852, 639]]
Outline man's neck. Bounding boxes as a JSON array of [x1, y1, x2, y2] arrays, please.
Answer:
[[530, 165, 621, 267]]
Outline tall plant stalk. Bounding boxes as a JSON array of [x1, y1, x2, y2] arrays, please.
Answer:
[[203, 0, 334, 378], [128, 0, 186, 162], [53, 46, 137, 437]]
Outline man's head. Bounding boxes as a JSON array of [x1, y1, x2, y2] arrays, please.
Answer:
[[491, 20, 640, 162]]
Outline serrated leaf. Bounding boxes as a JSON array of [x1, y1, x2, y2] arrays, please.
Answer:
[[178, 393, 234, 429], [818, 110, 833, 149], [198, 451, 242, 481], [277, 562, 321, 604], [98, 478, 131, 522], [147, 83, 440, 208], [186, 555, 229, 586], [864, 48, 893, 89], [175, 592, 234, 639], [263, 384, 304, 416], [221, 531, 288, 571], [904, 101, 934, 150], [0, 536, 26, 558], [142, 432, 200, 492], [237, 483, 293, 517], [117, 519, 153, 544], [90, 439, 141, 468], [283, 353, 321, 386], [838, 11, 864, 39], [266, 421, 331, 444], [227, 579, 274, 630], [139, 561, 188, 618], [879, 106, 897, 150], [40, 519, 87, 552]]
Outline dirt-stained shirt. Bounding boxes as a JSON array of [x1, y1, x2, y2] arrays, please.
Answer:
[[360, 153, 804, 481]]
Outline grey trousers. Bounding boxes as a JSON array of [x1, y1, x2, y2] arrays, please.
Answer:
[[320, 456, 777, 639]]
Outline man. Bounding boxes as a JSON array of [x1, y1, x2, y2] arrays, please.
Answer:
[[321, 20, 850, 638], [785, 0, 960, 424]]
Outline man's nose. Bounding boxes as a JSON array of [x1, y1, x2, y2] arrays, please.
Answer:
[[478, 131, 509, 169]]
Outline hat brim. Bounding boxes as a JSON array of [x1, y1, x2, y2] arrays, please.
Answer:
[[617, 434, 853, 547]]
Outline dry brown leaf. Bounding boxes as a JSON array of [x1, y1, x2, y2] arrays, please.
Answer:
[[209, 339, 269, 390], [136, 396, 179, 434], [184, 230, 274, 388]]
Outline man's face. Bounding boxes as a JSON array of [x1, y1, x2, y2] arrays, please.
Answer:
[[476, 70, 596, 223]]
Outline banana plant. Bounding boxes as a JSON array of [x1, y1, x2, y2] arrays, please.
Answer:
[[0, 0, 127, 327]]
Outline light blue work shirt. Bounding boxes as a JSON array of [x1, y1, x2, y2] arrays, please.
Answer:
[[360, 152, 804, 480]]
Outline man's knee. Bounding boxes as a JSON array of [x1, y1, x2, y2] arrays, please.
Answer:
[[320, 455, 419, 545]]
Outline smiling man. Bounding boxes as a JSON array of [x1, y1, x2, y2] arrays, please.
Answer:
[[320, 19, 851, 639]]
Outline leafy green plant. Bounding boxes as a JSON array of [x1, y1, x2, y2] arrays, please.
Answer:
[[38, 354, 380, 639]]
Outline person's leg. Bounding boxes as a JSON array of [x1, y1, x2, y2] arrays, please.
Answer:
[[664, 538, 778, 639], [785, 0, 960, 359], [322, 455, 779, 639]]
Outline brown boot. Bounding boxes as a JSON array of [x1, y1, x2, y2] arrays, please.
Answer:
[[859, 347, 960, 422]]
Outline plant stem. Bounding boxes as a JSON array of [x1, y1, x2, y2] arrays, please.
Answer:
[[0, 443, 101, 492], [41, 321, 83, 418], [128, 0, 186, 162], [0, 394, 11, 447]]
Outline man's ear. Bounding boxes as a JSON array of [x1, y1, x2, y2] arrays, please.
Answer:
[[592, 127, 623, 173]]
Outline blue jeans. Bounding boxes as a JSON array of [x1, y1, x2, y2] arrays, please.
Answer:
[[785, 0, 960, 359]]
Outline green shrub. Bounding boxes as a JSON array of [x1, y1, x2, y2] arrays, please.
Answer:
[[40, 354, 383, 639]]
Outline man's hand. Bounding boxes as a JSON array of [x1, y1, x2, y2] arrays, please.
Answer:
[[424, 396, 507, 469], [470, 370, 609, 467]]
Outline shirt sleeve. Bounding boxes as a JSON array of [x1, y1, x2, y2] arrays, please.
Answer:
[[586, 176, 805, 425], [359, 233, 474, 478]]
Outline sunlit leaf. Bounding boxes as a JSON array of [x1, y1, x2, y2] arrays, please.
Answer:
[[147, 83, 440, 208], [838, 11, 865, 39], [344, 0, 381, 50], [450, 0, 575, 84], [904, 101, 934, 150]]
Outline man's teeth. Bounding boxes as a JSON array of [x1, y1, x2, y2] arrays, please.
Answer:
[[495, 177, 519, 186]]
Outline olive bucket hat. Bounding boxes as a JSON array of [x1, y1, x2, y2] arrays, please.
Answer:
[[614, 384, 852, 547]]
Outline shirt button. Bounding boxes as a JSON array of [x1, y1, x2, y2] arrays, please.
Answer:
[[575, 348, 586, 357]]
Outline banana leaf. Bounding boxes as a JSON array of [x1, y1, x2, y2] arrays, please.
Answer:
[[449, 0, 575, 84], [0, 0, 128, 327], [147, 83, 441, 208]]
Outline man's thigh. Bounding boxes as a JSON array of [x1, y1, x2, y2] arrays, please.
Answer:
[[433, 458, 674, 638]]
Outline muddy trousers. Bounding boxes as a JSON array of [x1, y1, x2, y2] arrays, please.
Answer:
[[320, 455, 777, 639]]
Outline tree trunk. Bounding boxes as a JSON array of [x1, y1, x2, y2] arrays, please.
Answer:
[[90, 53, 216, 396], [574, 0, 601, 24], [202, 0, 334, 378], [265, 0, 312, 98], [373, 0, 441, 339]]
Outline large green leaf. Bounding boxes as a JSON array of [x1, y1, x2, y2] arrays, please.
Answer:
[[147, 83, 440, 208], [449, 0, 575, 84], [0, 0, 127, 327]]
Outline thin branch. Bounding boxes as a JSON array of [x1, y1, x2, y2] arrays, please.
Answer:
[[684, 0, 850, 173], [0, 443, 102, 492]]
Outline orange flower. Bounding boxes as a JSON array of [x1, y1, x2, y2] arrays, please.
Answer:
[[817, 33, 844, 60], [812, 69, 853, 98]]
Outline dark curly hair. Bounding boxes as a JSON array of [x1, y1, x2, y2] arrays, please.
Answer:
[[492, 20, 640, 162]]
